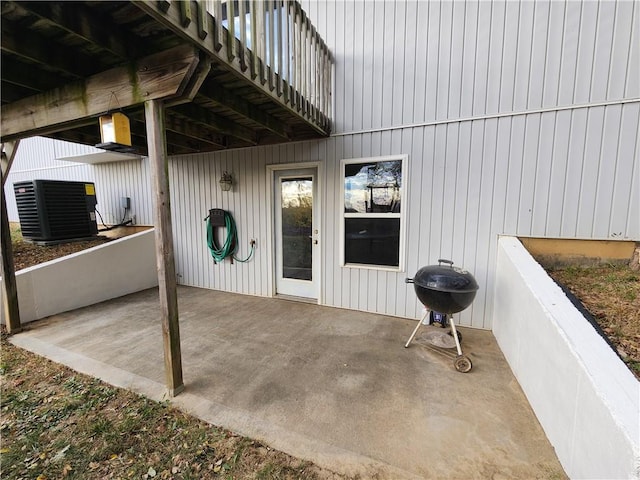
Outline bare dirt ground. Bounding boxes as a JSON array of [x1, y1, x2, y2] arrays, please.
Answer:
[[10, 223, 111, 271], [547, 264, 640, 380]]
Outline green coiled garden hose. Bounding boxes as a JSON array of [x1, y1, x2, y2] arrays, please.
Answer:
[[205, 211, 255, 263]]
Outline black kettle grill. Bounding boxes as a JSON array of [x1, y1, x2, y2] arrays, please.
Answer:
[[404, 259, 479, 372]]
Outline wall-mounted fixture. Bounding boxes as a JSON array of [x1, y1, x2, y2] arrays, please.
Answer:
[[219, 171, 233, 191], [96, 112, 134, 153]]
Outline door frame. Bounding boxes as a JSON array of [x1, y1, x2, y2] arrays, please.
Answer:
[[266, 162, 322, 303]]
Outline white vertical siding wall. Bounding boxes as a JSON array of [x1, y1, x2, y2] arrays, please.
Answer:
[[4, 1, 638, 330], [167, 97, 638, 329], [306, 0, 639, 134]]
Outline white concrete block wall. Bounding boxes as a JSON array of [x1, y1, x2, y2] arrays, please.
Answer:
[[493, 236, 639, 480], [0, 230, 158, 325]]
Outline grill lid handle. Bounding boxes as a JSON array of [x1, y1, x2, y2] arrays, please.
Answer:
[[405, 278, 414, 283], [438, 259, 454, 266]]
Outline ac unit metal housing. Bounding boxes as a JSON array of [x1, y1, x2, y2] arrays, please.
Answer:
[[13, 180, 98, 242]]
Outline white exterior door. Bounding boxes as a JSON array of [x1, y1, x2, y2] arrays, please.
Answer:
[[274, 168, 320, 299]]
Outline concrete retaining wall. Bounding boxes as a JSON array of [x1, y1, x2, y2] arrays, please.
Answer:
[[493, 236, 639, 480], [1, 229, 158, 324]]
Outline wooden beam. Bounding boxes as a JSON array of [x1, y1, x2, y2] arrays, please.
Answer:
[[1, 44, 199, 142], [166, 55, 212, 107], [1, 140, 21, 334], [0, 18, 95, 78], [1, 57, 65, 92], [163, 113, 226, 148], [0, 82, 39, 104], [197, 80, 288, 139], [172, 103, 258, 145], [12, 1, 145, 60], [144, 99, 184, 397]]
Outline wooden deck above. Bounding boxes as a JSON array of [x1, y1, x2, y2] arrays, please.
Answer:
[[0, 1, 333, 155]]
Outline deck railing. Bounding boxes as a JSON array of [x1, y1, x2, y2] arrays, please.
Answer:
[[149, 0, 332, 133]]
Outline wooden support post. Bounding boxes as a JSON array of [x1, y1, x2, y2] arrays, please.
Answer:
[[1, 189, 20, 334], [1, 140, 21, 333], [145, 100, 184, 397]]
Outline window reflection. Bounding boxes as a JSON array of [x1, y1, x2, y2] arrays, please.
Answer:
[[281, 178, 312, 281], [344, 160, 402, 214]]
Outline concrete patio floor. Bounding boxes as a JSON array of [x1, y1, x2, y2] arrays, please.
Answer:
[[11, 286, 566, 479]]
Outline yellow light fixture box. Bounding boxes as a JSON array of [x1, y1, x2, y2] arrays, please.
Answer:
[[99, 112, 132, 146]]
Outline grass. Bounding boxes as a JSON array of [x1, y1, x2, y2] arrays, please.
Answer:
[[0, 335, 344, 480], [547, 263, 640, 379]]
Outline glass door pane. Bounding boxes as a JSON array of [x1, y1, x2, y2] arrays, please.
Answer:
[[280, 177, 313, 281]]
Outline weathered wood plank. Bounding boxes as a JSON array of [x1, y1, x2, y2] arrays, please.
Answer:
[[226, 0, 235, 61], [283, 78, 289, 104], [166, 54, 211, 106], [249, 1, 258, 79], [1, 45, 199, 142], [276, 0, 283, 96], [179, 0, 192, 27], [311, 25, 316, 118], [239, 0, 247, 50], [323, 44, 330, 126], [198, 79, 288, 138], [301, 11, 307, 116], [196, 1, 208, 39], [172, 103, 258, 144], [267, 0, 275, 91], [162, 113, 226, 147], [295, 3, 302, 112], [1, 20, 94, 78], [259, 58, 267, 86], [254, 0, 265, 82], [13, 1, 144, 60], [1, 56, 65, 92], [283, 1, 291, 103], [237, 0, 248, 72], [1, 141, 21, 334], [134, 0, 330, 135], [213, 1, 223, 51], [144, 99, 184, 397]]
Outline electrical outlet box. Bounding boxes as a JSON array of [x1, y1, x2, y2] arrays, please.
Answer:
[[121, 196, 131, 209]]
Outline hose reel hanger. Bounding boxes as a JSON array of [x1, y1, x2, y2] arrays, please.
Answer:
[[204, 209, 255, 264]]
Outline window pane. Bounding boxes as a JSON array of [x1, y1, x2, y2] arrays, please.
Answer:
[[344, 160, 402, 213], [344, 218, 400, 267]]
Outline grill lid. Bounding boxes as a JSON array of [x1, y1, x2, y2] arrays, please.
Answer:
[[409, 259, 479, 293]]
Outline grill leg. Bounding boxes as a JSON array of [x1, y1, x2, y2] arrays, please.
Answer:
[[448, 315, 463, 356], [405, 310, 429, 348]]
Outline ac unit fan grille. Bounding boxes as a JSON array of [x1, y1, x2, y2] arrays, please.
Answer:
[[14, 182, 41, 238]]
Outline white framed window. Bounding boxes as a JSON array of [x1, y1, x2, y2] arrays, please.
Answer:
[[340, 155, 407, 271]]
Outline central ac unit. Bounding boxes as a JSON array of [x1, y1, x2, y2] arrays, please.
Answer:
[[13, 180, 98, 242]]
